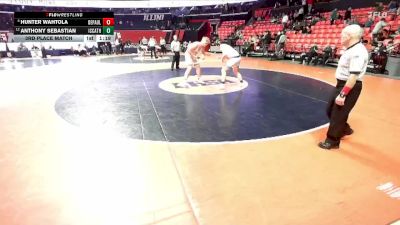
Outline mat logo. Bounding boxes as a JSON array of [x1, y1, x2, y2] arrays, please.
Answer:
[[172, 79, 235, 89], [376, 182, 400, 200], [158, 75, 248, 95]]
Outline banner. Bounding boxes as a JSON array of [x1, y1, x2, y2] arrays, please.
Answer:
[[115, 14, 172, 22], [143, 14, 165, 21]]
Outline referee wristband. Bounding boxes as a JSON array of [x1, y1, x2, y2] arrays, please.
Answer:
[[340, 86, 352, 97]]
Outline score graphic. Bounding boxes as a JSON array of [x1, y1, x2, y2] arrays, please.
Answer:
[[13, 12, 115, 42], [102, 18, 114, 35]]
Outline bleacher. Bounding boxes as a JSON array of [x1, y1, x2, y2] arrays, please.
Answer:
[[283, 6, 400, 71], [285, 32, 341, 57], [285, 19, 373, 58], [235, 21, 284, 46], [217, 20, 245, 41], [320, 6, 397, 30], [251, 21, 284, 36], [211, 4, 400, 71]]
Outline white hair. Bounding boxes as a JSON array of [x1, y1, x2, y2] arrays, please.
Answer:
[[342, 24, 364, 40]]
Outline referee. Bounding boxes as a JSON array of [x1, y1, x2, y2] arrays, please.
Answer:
[[319, 24, 369, 150], [171, 35, 181, 71]]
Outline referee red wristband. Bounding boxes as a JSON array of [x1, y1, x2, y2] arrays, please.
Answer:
[[341, 86, 352, 96]]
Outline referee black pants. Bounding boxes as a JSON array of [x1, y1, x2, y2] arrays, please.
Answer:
[[326, 79, 362, 144], [171, 51, 180, 69]]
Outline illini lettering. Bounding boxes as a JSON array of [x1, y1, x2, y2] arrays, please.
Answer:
[[143, 14, 164, 21]]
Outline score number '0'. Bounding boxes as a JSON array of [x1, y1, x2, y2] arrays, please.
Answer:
[[103, 18, 114, 26], [102, 26, 114, 34]]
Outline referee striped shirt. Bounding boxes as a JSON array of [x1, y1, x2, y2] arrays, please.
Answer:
[[335, 42, 369, 81]]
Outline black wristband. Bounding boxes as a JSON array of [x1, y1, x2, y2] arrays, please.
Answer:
[[339, 92, 346, 98]]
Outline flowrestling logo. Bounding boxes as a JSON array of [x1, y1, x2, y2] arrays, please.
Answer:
[[158, 75, 248, 95]]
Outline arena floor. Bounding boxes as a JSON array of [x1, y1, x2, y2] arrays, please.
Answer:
[[0, 54, 399, 225]]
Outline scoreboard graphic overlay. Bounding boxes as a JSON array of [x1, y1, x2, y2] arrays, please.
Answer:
[[14, 12, 115, 42]]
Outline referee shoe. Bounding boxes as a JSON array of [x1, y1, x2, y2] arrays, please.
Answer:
[[342, 127, 354, 138], [318, 141, 339, 150]]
